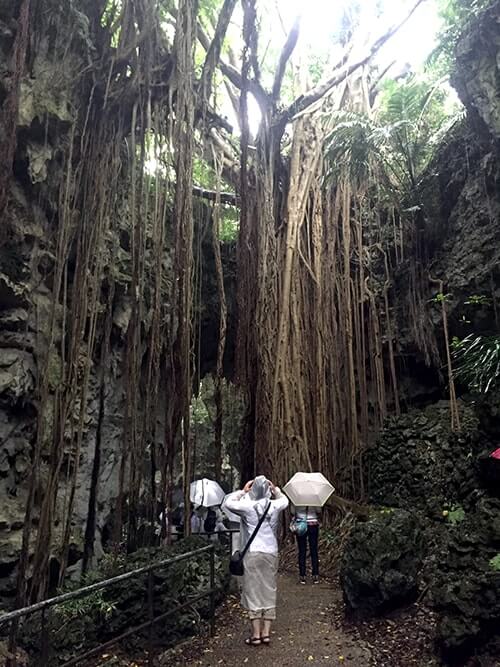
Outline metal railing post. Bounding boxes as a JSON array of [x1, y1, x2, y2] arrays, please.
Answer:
[[147, 568, 154, 666], [209, 545, 215, 638], [6, 617, 19, 667], [40, 607, 50, 666]]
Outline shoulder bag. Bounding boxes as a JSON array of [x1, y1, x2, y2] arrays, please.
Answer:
[[289, 505, 308, 536]]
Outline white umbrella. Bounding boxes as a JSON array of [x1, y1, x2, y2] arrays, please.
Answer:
[[283, 472, 335, 507], [220, 502, 240, 523], [190, 478, 225, 508]]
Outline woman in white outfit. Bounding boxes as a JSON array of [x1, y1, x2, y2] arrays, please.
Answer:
[[222, 475, 288, 646]]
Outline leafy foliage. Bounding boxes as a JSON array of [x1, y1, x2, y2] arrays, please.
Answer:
[[324, 73, 458, 194], [430, 0, 493, 74], [193, 158, 239, 242], [56, 589, 115, 624], [452, 334, 500, 394], [323, 112, 388, 185], [20, 539, 230, 663], [218, 206, 239, 242], [376, 74, 458, 189], [430, 292, 452, 304], [464, 294, 492, 306], [446, 505, 466, 525], [191, 377, 244, 482], [490, 554, 500, 571]]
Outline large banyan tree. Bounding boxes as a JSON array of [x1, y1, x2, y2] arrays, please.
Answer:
[[0, 0, 460, 605]]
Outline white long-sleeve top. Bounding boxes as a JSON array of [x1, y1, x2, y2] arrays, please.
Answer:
[[222, 488, 289, 555], [294, 506, 320, 524]]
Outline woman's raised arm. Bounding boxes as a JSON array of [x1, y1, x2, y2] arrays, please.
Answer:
[[271, 486, 289, 511], [222, 489, 250, 516]]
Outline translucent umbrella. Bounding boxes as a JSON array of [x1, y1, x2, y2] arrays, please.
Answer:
[[220, 502, 240, 523], [190, 478, 225, 508], [283, 472, 335, 507]]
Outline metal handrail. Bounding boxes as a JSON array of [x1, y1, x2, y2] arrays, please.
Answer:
[[0, 542, 223, 666], [0, 544, 214, 626], [193, 528, 240, 536]]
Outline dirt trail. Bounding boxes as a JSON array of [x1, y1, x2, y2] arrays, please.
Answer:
[[161, 573, 372, 666]]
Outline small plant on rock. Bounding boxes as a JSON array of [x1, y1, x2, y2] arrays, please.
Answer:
[[445, 505, 465, 525], [430, 292, 452, 304], [464, 294, 492, 306], [489, 554, 500, 571]]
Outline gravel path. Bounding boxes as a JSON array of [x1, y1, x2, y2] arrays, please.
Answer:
[[161, 573, 372, 666], [92, 569, 500, 667]]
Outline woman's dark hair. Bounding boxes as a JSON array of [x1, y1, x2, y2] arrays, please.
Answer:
[[204, 508, 217, 533]]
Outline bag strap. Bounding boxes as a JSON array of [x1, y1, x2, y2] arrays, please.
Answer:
[[240, 501, 271, 559]]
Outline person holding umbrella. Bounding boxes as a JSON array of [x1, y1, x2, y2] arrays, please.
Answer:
[[189, 478, 225, 538], [222, 476, 288, 646], [291, 504, 321, 584], [284, 472, 335, 585], [190, 478, 225, 508], [190, 506, 206, 534]]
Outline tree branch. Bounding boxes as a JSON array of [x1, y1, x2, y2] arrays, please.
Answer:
[[196, 106, 234, 134], [192, 185, 238, 206], [220, 58, 270, 115], [224, 79, 241, 128], [199, 0, 238, 102], [277, 0, 426, 128], [369, 59, 397, 104], [272, 14, 300, 100], [203, 129, 240, 187], [242, 0, 261, 85], [197, 22, 270, 114]]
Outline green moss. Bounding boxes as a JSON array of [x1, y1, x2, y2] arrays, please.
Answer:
[[47, 352, 63, 391]]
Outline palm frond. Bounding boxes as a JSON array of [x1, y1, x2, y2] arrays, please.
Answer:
[[452, 334, 500, 394]]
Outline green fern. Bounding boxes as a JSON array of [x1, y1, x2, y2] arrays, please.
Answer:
[[377, 75, 454, 190], [323, 74, 457, 196]]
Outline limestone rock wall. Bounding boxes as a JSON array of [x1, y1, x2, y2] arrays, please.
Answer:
[[341, 4, 500, 661], [0, 1, 238, 606], [452, 2, 500, 141], [390, 4, 500, 404], [0, 2, 151, 602]]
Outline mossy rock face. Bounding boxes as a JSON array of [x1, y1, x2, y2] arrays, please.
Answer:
[[340, 509, 425, 616], [20, 538, 230, 665], [368, 404, 485, 516], [429, 498, 500, 659]]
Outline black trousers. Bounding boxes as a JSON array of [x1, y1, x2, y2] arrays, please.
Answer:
[[296, 524, 319, 577]]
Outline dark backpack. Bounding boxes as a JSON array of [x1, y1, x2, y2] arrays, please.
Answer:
[[171, 505, 184, 528], [204, 509, 217, 533]]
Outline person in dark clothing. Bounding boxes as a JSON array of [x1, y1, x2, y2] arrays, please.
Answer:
[[204, 508, 217, 534], [292, 506, 320, 584], [171, 503, 185, 538]]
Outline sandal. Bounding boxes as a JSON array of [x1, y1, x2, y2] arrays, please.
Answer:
[[261, 636, 271, 645], [245, 637, 262, 646]]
